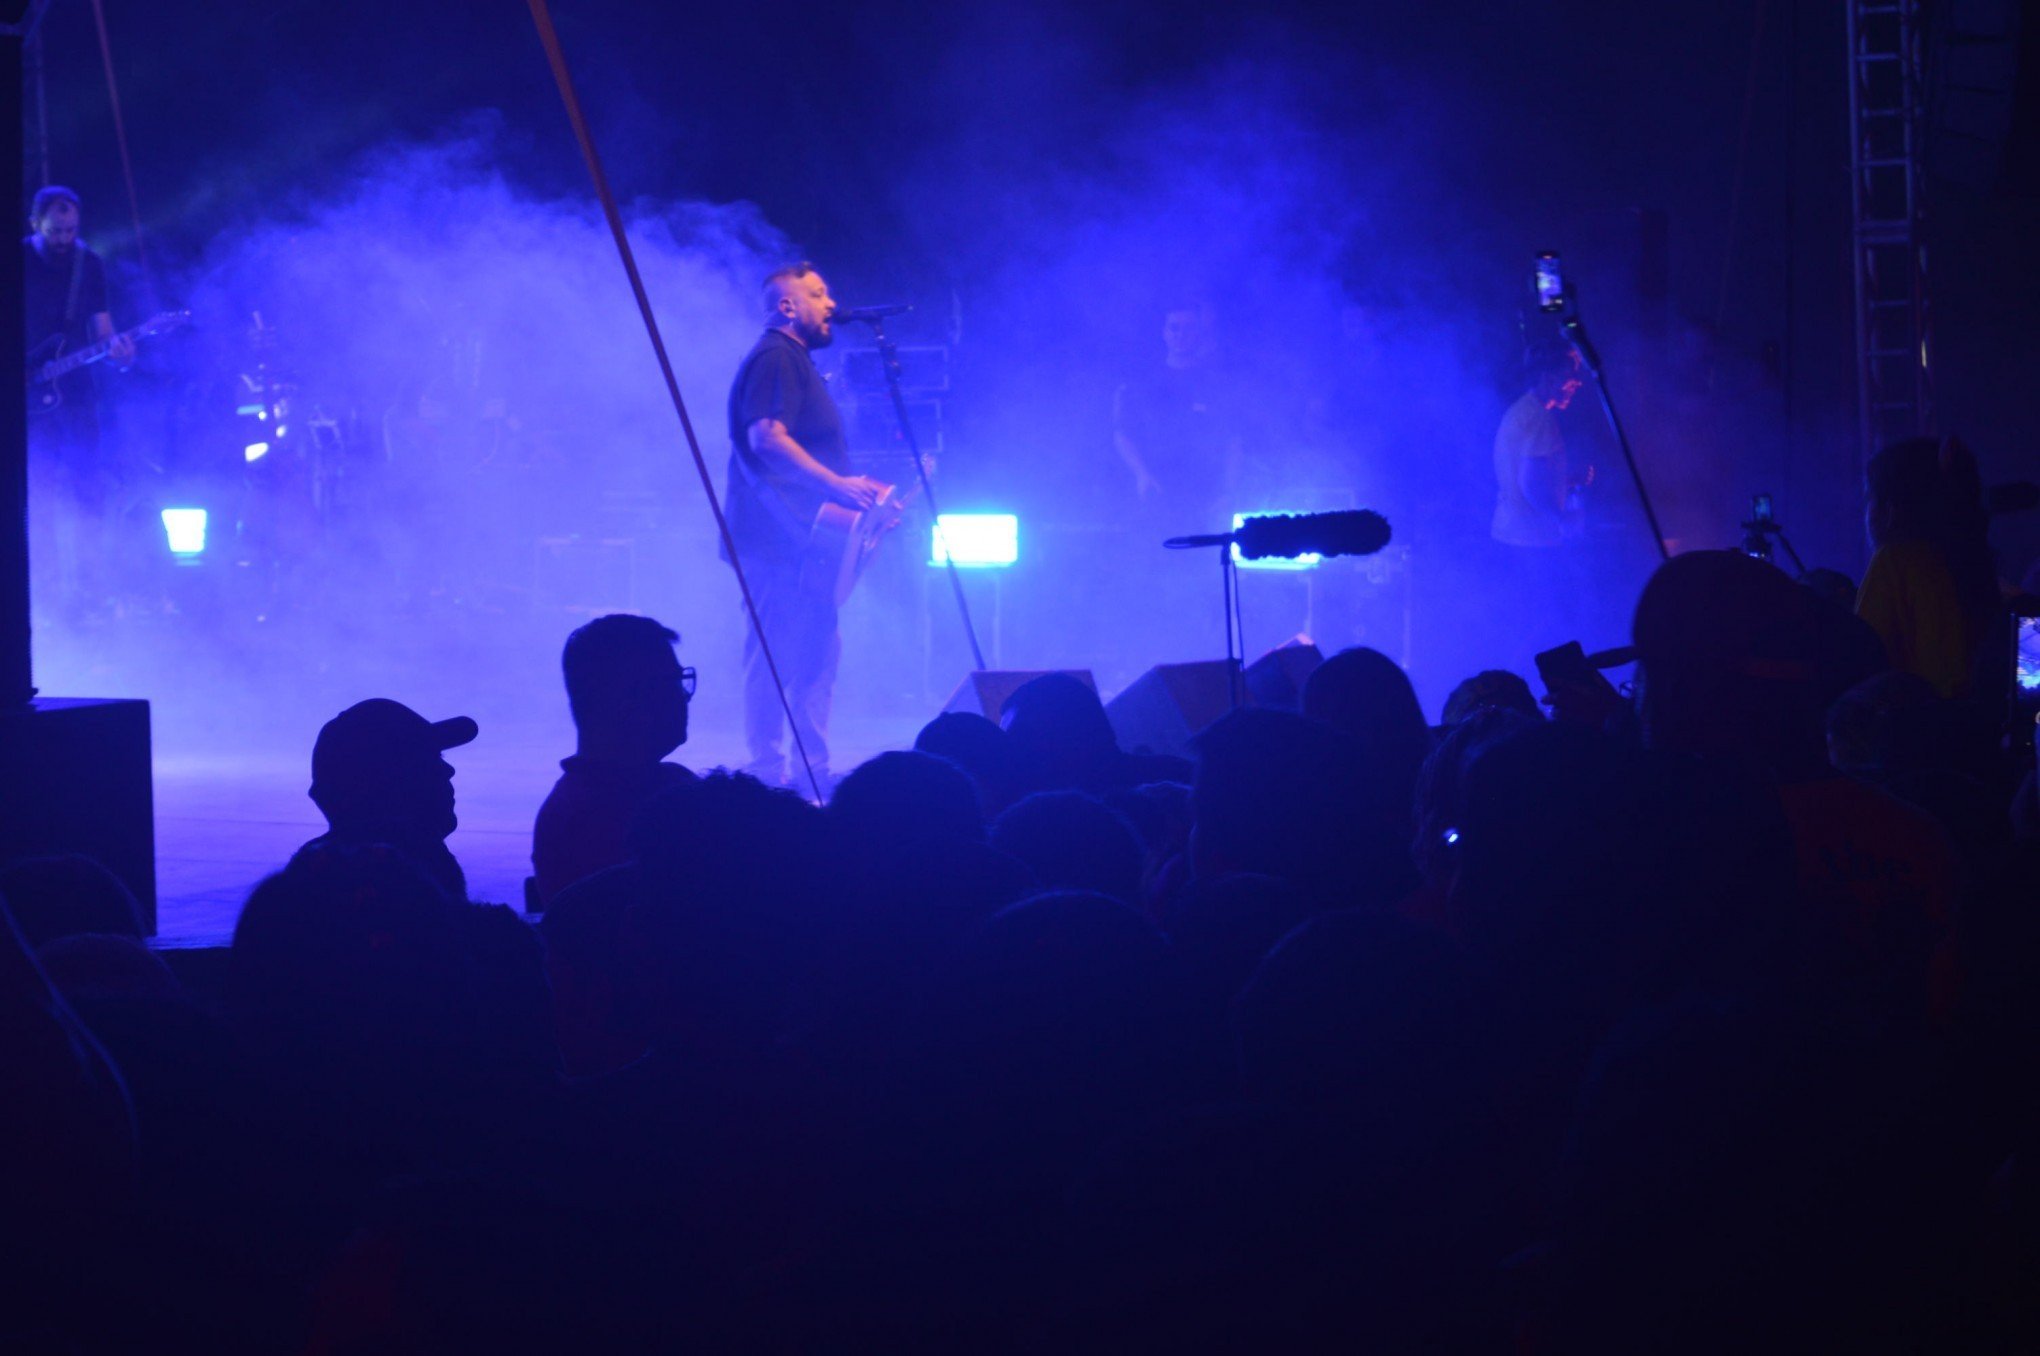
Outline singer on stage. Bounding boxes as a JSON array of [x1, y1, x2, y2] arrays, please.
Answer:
[[723, 262, 887, 790]]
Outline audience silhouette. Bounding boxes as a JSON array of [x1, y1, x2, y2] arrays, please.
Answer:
[[532, 614, 698, 908]]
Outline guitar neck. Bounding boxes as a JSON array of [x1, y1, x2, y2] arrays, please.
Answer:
[[44, 336, 120, 379], [37, 312, 188, 381]]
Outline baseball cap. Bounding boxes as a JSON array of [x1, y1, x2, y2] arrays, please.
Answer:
[[310, 698, 478, 798]]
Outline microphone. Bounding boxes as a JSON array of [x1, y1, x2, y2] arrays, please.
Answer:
[[1165, 509, 1392, 560], [832, 304, 912, 324]]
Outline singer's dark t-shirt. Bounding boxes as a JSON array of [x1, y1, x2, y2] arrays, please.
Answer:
[[724, 328, 850, 565]]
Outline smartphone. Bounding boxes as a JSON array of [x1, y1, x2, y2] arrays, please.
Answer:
[[1752, 493, 1775, 524], [1534, 252, 1566, 313], [1535, 640, 1604, 694], [2015, 614, 2040, 703]]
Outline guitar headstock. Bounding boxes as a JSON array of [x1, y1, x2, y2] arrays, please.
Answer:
[[137, 311, 193, 339]]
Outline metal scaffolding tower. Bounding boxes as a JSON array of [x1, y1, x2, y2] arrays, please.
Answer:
[[1847, 0, 1934, 459]]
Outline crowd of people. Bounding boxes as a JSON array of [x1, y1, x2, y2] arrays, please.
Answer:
[[5, 436, 2039, 1352]]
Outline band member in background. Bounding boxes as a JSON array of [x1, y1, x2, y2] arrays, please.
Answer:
[[1112, 298, 1243, 530], [1491, 346, 1584, 553], [723, 262, 886, 791], [1491, 345, 1593, 668], [23, 186, 133, 615]]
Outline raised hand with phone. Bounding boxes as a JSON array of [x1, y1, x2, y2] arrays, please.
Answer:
[[1535, 640, 1631, 731]]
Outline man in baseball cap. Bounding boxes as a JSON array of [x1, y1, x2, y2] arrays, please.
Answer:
[[298, 698, 479, 900]]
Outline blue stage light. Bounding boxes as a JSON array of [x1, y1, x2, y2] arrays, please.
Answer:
[[244, 441, 271, 463], [931, 513, 1019, 568], [161, 508, 208, 556], [1231, 512, 1320, 571]]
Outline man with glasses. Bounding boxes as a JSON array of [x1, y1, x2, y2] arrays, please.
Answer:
[[531, 614, 699, 908]]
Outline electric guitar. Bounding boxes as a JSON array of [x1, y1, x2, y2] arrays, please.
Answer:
[[27, 310, 191, 412], [801, 480, 919, 606]]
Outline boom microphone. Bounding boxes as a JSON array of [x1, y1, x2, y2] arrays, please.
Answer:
[[832, 304, 912, 324], [1164, 509, 1392, 559]]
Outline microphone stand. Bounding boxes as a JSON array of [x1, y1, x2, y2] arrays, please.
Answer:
[[1165, 530, 1247, 711], [1739, 517, 1807, 575], [1561, 313, 1670, 563], [861, 315, 985, 671], [1220, 540, 1244, 707]]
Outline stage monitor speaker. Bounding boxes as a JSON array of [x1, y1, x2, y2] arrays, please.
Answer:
[[943, 670, 1095, 722], [1105, 660, 1241, 761], [1243, 636, 1324, 712], [0, 698, 157, 934]]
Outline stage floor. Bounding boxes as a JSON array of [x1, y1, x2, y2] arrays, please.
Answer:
[[152, 716, 923, 942]]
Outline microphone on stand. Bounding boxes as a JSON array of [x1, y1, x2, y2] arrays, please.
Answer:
[[1165, 509, 1392, 560], [832, 304, 912, 324]]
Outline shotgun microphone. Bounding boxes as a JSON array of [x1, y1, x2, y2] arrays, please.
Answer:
[[1165, 509, 1392, 559]]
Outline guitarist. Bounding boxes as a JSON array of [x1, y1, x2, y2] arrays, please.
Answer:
[[723, 262, 886, 791], [23, 186, 132, 613]]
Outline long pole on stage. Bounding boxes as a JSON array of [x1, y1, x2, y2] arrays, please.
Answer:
[[525, 0, 827, 802]]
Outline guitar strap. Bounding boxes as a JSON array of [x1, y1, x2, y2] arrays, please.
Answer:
[[61, 243, 86, 335]]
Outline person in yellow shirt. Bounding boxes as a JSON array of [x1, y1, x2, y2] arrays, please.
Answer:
[[1854, 437, 1999, 700]]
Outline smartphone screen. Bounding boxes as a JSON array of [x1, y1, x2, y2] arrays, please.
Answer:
[[2016, 615, 2040, 698], [1534, 253, 1565, 312]]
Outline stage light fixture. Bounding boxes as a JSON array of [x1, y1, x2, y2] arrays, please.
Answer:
[[161, 508, 208, 556], [931, 514, 1019, 569], [244, 441, 271, 463], [1230, 512, 1320, 571]]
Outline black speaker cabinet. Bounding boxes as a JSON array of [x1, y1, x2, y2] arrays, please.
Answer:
[[943, 669, 1096, 722], [1243, 638, 1325, 711], [1104, 660, 1243, 761], [0, 698, 157, 934]]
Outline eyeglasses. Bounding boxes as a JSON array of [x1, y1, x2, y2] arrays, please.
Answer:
[[679, 665, 697, 698]]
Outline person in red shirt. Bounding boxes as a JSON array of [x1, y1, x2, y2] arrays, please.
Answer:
[[530, 614, 697, 908], [1632, 550, 1957, 1017]]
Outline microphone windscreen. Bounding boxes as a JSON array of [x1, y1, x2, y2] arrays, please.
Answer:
[[1234, 509, 1391, 560]]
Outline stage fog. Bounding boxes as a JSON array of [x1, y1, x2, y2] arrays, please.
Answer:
[[28, 12, 1847, 900]]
